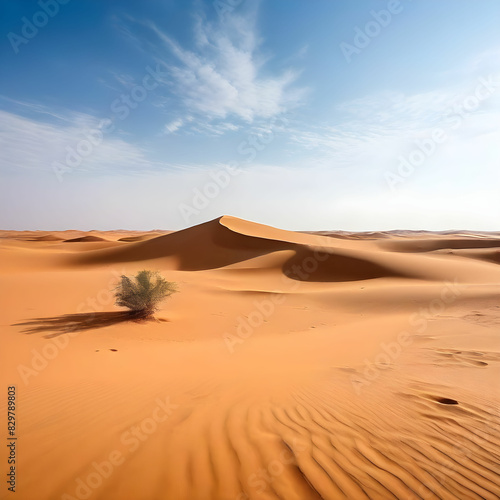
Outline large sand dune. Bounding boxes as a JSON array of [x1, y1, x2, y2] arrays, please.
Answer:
[[1, 216, 499, 499]]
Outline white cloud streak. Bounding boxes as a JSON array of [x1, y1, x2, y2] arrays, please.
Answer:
[[147, 13, 307, 123], [0, 109, 192, 175], [285, 70, 500, 175]]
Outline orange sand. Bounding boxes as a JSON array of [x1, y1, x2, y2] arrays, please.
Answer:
[[1, 216, 499, 499]]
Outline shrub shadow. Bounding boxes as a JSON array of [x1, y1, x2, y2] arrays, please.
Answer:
[[14, 311, 153, 338]]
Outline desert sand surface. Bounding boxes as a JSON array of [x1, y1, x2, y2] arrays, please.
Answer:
[[1, 215, 499, 500]]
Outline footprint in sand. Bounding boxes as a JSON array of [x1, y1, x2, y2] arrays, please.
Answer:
[[432, 348, 493, 367], [461, 308, 500, 327]]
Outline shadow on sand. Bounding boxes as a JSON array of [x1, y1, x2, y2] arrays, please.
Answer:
[[14, 311, 158, 338]]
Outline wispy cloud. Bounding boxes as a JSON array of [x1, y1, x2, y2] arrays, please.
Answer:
[[0, 96, 78, 124], [0, 108, 192, 176], [143, 12, 307, 124], [285, 69, 500, 173], [110, 71, 137, 89], [163, 117, 186, 134], [189, 120, 241, 136], [442, 47, 500, 78]]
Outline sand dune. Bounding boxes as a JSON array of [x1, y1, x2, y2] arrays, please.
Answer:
[[64, 235, 109, 243], [29, 234, 65, 242], [450, 248, 500, 265], [308, 229, 500, 240], [73, 216, 293, 270], [381, 238, 500, 253], [1, 216, 500, 500], [71, 216, 500, 285], [117, 233, 163, 242]]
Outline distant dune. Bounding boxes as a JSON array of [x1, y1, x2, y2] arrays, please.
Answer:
[[117, 233, 163, 242], [64, 235, 108, 243], [29, 234, 64, 242], [380, 237, 500, 253], [1, 216, 500, 500]]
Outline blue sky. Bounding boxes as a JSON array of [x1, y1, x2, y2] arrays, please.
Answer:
[[0, 0, 499, 230]]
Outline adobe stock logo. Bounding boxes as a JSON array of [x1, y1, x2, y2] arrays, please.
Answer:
[[52, 63, 169, 181], [384, 75, 497, 190], [177, 164, 242, 222], [177, 115, 288, 224], [7, 0, 70, 54]]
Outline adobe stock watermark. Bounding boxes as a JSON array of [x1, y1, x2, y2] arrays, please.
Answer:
[[214, 0, 244, 21], [236, 438, 308, 500], [385, 74, 497, 190], [350, 278, 462, 394], [7, 0, 70, 54], [177, 115, 289, 224], [16, 269, 126, 386], [223, 245, 331, 353], [177, 163, 243, 222], [52, 63, 169, 182], [340, 0, 409, 64], [61, 395, 178, 500]]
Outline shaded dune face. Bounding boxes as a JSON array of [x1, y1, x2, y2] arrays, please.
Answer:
[[284, 248, 406, 282], [458, 249, 500, 265], [29, 234, 64, 242], [64, 235, 108, 243]]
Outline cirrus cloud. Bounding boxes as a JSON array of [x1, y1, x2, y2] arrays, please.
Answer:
[[145, 12, 308, 123]]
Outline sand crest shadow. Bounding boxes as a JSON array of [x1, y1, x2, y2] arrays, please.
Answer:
[[14, 311, 154, 338]]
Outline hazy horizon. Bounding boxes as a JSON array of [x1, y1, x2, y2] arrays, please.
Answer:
[[2, 214, 500, 234]]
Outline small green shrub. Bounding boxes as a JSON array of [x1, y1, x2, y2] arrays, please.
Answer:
[[114, 270, 177, 318]]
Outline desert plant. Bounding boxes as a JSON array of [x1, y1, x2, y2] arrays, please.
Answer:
[[114, 270, 177, 319]]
